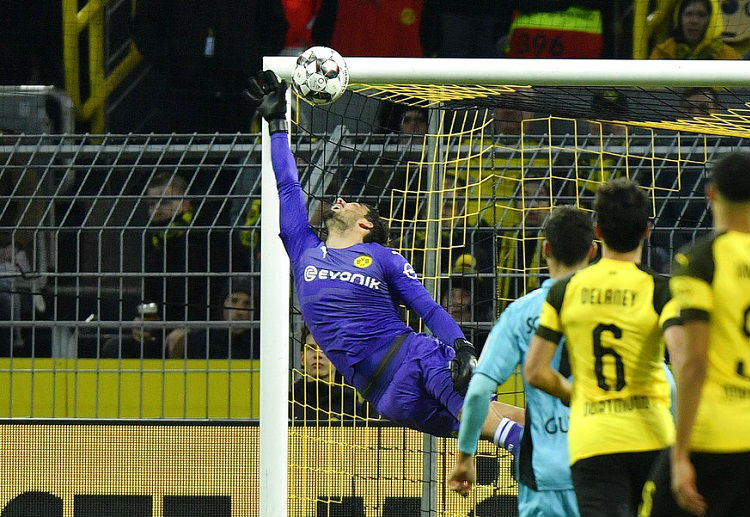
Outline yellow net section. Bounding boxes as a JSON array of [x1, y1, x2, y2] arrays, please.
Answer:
[[625, 104, 750, 138], [352, 83, 531, 107], [286, 88, 739, 516], [384, 109, 719, 317], [353, 84, 750, 140]]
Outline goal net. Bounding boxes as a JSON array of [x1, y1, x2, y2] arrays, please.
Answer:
[[259, 57, 749, 517]]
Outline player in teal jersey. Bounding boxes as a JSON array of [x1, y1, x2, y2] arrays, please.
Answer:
[[449, 206, 596, 517]]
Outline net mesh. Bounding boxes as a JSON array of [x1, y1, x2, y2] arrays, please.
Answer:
[[285, 84, 747, 515], [355, 84, 750, 139]]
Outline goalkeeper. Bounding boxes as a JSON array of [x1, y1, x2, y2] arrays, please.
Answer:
[[245, 70, 523, 445]]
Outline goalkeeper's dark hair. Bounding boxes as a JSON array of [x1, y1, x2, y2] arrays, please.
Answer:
[[362, 204, 390, 245], [594, 177, 650, 253], [711, 152, 750, 203], [544, 206, 594, 266]]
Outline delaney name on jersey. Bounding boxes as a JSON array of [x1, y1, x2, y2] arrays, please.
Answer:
[[580, 287, 638, 306]]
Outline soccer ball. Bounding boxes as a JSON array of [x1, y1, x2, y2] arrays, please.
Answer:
[[291, 46, 349, 106]]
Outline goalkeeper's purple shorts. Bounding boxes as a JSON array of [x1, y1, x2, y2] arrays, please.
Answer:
[[369, 332, 464, 438]]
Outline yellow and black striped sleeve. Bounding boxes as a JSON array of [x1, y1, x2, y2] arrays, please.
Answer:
[[670, 237, 715, 323], [535, 275, 571, 345]]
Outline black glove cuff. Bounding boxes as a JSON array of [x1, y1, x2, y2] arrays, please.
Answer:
[[268, 118, 288, 134], [453, 338, 475, 354]]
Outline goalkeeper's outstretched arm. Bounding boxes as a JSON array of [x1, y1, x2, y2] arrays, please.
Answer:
[[247, 70, 320, 260]]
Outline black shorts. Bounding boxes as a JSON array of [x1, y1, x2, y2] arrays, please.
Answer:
[[640, 448, 750, 517], [570, 449, 663, 517]]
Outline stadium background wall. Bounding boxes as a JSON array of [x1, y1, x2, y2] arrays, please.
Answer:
[[0, 421, 513, 517], [0, 359, 521, 419]]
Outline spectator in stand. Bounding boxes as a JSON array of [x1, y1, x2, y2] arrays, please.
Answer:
[[290, 326, 369, 422], [165, 277, 259, 359], [496, 178, 551, 313], [360, 104, 430, 219], [502, 1, 614, 59], [679, 86, 719, 118], [442, 284, 473, 324], [576, 90, 630, 202], [375, 104, 429, 141], [131, 0, 287, 133], [399, 108, 429, 137], [102, 172, 214, 358], [440, 277, 490, 353], [647, 90, 719, 273], [280, 0, 322, 56], [376, 104, 428, 134], [313, 0, 436, 57], [409, 178, 492, 278], [649, 0, 741, 59], [445, 106, 545, 231], [143, 173, 213, 322], [493, 107, 536, 137], [0, 141, 45, 355]]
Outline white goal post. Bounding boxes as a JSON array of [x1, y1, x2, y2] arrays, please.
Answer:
[[265, 57, 749, 87], [258, 57, 749, 517]]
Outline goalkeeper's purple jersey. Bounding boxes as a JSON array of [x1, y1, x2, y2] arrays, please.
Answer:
[[271, 133, 465, 386]]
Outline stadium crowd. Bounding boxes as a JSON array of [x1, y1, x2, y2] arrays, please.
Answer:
[[1, 0, 748, 133], [0, 3, 745, 359]]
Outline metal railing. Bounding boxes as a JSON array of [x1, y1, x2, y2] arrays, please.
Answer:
[[1, 130, 743, 419], [62, 0, 141, 132]]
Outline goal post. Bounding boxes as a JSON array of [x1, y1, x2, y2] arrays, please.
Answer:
[[265, 57, 750, 87], [259, 56, 749, 517], [258, 84, 291, 517]]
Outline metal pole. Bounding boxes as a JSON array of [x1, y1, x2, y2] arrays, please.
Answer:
[[259, 61, 291, 517], [420, 108, 443, 517], [265, 56, 750, 87]]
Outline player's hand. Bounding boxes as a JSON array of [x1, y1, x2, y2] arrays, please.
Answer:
[[450, 338, 477, 396], [165, 328, 187, 358], [671, 455, 707, 516], [131, 316, 156, 344], [448, 451, 476, 498], [244, 70, 287, 122]]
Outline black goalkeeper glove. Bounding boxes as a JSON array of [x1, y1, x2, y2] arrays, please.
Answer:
[[244, 70, 288, 133], [450, 338, 477, 396]]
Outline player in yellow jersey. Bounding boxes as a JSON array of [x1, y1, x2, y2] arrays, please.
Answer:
[[524, 177, 683, 517], [641, 152, 750, 517]]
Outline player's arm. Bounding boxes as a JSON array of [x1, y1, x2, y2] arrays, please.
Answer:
[[455, 310, 523, 453], [449, 372, 498, 497], [667, 249, 713, 516], [525, 334, 571, 405], [671, 320, 708, 456], [384, 251, 477, 393], [670, 318, 708, 517], [245, 71, 320, 259], [385, 251, 466, 343], [659, 297, 686, 395], [669, 254, 712, 460]]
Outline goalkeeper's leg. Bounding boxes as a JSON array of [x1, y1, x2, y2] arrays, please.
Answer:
[[480, 401, 524, 457]]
